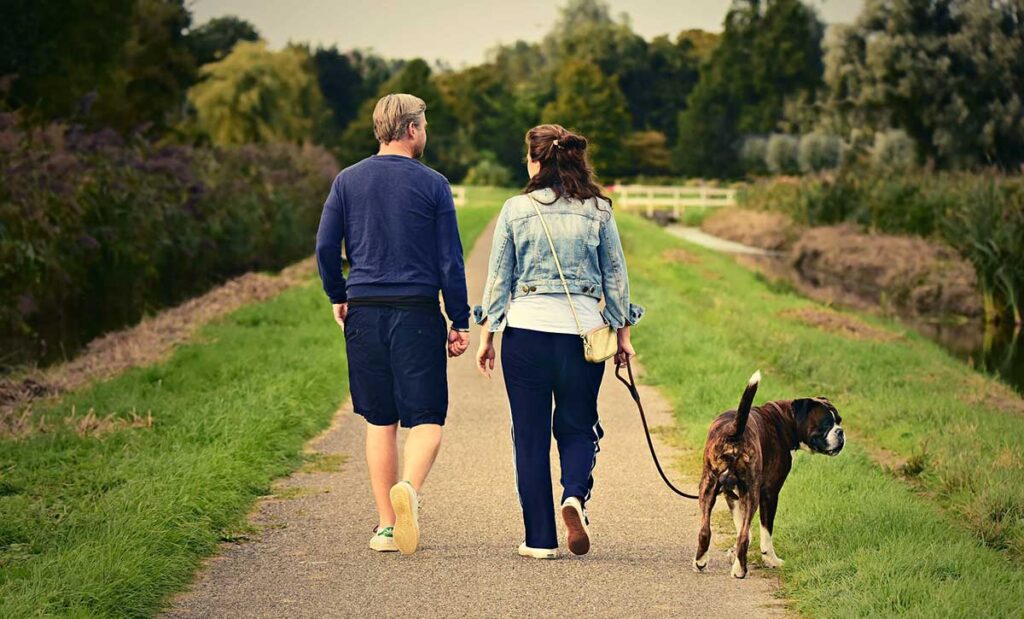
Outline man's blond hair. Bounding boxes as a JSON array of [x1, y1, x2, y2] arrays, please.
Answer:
[[373, 93, 427, 144]]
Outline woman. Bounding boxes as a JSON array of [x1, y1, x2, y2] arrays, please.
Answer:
[[472, 124, 644, 559]]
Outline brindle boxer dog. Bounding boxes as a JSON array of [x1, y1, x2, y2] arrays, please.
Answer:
[[692, 371, 844, 578]]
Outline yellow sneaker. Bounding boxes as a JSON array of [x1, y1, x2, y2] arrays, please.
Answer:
[[390, 481, 420, 555]]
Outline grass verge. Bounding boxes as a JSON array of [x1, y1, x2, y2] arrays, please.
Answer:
[[0, 198, 499, 617], [621, 214, 1024, 616]]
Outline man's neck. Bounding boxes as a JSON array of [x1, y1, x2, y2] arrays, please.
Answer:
[[377, 142, 414, 158]]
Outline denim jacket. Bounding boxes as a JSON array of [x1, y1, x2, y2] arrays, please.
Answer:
[[472, 187, 645, 332]]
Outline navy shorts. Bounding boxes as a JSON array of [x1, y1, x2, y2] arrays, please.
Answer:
[[344, 304, 448, 428]]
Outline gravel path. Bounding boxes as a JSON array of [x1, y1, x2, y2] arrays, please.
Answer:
[[162, 217, 785, 618], [666, 226, 784, 257]]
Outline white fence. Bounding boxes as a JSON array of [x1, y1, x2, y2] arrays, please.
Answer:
[[450, 185, 467, 207], [615, 185, 737, 219]]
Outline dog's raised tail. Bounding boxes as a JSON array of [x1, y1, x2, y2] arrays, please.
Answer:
[[730, 370, 761, 439]]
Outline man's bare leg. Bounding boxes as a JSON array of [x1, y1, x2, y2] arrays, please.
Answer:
[[401, 423, 442, 491], [366, 422, 398, 528]]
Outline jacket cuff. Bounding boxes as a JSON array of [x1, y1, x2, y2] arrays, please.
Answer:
[[473, 305, 507, 331], [601, 302, 645, 328], [626, 302, 645, 326], [329, 292, 348, 304]]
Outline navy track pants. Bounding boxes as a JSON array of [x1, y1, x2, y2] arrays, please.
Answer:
[[501, 326, 606, 550]]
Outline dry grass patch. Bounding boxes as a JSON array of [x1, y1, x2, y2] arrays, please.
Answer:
[[701, 207, 801, 251], [958, 372, 1024, 416], [299, 453, 349, 474], [0, 404, 153, 440], [781, 307, 902, 342], [661, 247, 703, 265]]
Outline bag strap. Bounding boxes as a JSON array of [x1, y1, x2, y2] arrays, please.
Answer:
[[527, 194, 585, 339], [614, 358, 699, 500]]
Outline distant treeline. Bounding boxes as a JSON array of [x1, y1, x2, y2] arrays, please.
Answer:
[[4, 1, 1021, 183]]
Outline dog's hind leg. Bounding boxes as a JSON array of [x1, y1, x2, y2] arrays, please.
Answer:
[[732, 490, 759, 579], [759, 491, 784, 567], [725, 494, 751, 559], [693, 472, 718, 572]]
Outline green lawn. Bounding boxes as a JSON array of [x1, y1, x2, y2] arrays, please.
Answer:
[[457, 185, 514, 252], [620, 213, 1024, 616], [0, 201, 499, 617]]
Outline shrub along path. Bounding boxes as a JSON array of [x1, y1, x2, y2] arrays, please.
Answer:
[[162, 216, 784, 618]]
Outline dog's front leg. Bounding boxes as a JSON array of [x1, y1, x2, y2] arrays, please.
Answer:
[[693, 472, 718, 572], [732, 490, 758, 579]]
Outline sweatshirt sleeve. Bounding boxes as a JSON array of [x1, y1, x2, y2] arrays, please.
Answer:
[[315, 175, 348, 303], [435, 180, 470, 329]]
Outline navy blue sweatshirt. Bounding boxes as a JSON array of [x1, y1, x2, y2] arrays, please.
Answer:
[[314, 154, 470, 330]]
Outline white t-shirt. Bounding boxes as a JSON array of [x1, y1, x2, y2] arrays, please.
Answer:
[[506, 292, 606, 335]]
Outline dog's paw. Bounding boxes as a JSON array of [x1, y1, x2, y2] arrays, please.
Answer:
[[693, 555, 708, 572], [761, 552, 785, 568], [731, 559, 747, 579]]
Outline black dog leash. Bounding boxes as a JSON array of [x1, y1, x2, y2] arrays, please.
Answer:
[[615, 358, 699, 500]]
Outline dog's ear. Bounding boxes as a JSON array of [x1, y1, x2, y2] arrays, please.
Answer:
[[791, 398, 816, 425]]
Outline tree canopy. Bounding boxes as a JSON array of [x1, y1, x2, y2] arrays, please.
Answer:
[[187, 41, 327, 146], [822, 0, 1024, 169]]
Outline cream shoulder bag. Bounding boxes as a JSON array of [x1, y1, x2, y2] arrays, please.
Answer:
[[527, 195, 619, 363]]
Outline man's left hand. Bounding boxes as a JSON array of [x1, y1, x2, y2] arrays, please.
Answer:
[[332, 303, 348, 329], [447, 329, 470, 357]]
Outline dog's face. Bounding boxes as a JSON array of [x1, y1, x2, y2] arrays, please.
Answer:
[[792, 397, 844, 456]]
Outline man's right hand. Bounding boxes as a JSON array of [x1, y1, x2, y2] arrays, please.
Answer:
[[332, 303, 348, 329]]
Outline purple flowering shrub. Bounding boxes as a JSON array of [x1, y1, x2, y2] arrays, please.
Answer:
[[0, 113, 337, 365]]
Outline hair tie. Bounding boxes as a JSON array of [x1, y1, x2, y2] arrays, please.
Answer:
[[553, 139, 561, 149]]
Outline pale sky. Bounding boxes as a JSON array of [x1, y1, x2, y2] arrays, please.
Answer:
[[188, 0, 865, 68]]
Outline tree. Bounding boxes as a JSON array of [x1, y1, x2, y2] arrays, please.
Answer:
[[312, 46, 402, 150], [676, 0, 824, 177], [313, 47, 365, 140], [185, 16, 260, 66], [438, 64, 539, 183], [822, 0, 1024, 169], [542, 60, 632, 178], [0, 0, 135, 118], [644, 33, 704, 143], [187, 41, 328, 145], [542, 0, 651, 131], [676, 29, 721, 63], [625, 131, 672, 176], [92, 0, 196, 132]]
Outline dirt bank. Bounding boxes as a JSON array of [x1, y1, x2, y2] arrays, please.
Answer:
[[792, 225, 983, 319], [702, 208, 983, 320], [701, 207, 801, 251]]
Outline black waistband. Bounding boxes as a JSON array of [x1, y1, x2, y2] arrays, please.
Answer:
[[347, 295, 438, 309]]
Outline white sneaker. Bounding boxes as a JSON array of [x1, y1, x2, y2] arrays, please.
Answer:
[[561, 497, 591, 556], [368, 526, 398, 552], [390, 481, 420, 555], [517, 543, 558, 559]]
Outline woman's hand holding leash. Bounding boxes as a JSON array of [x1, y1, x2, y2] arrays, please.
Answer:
[[614, 326, 636, 367]]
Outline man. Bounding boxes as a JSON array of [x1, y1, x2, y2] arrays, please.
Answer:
[[315, 93, 471, 555]]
